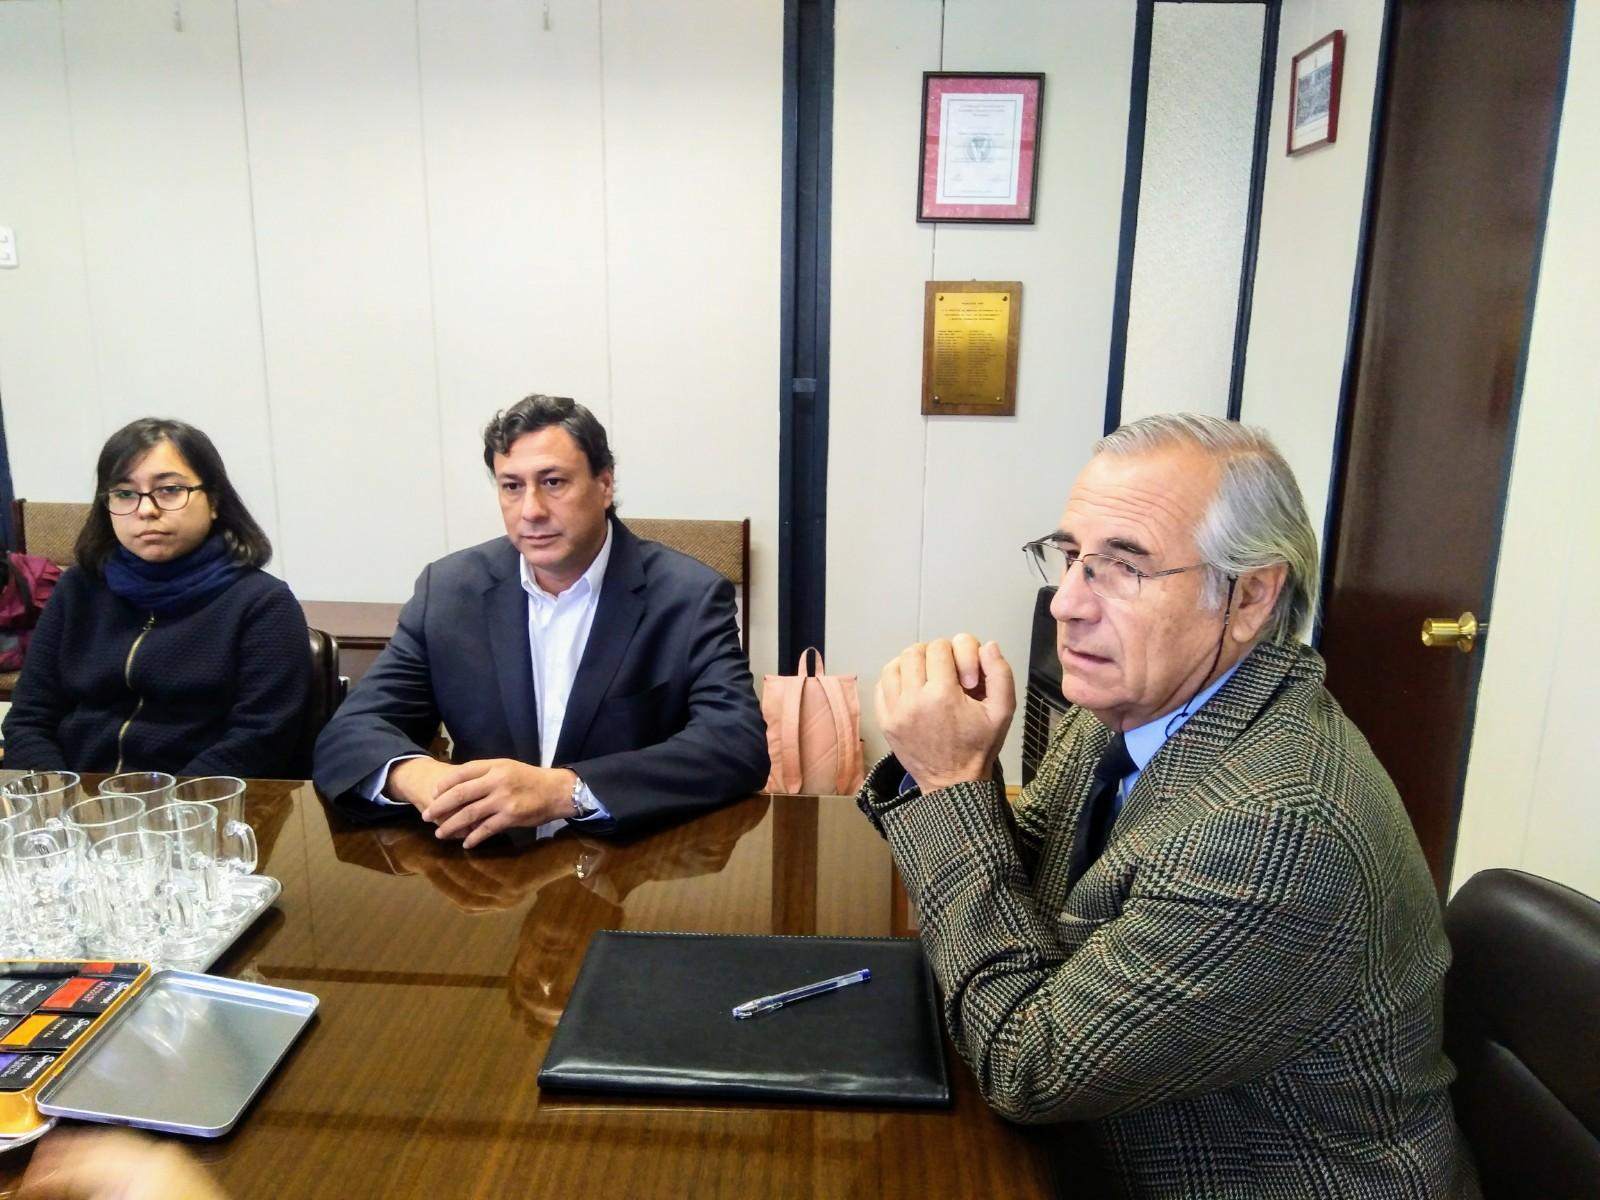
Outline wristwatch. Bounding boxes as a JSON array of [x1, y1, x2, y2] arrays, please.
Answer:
[[569, 775, 600, 821]]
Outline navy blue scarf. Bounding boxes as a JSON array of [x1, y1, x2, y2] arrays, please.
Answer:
[[103, 533, 245, 617]]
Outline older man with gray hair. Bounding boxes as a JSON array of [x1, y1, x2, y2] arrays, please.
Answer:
[[859, 414, 1477, 1197]]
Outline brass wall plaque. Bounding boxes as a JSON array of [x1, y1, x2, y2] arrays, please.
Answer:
[[921, 281, 1021, 416]]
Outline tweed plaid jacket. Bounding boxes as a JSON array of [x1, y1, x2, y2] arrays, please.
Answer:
[[860, 640, 1478, 1199]]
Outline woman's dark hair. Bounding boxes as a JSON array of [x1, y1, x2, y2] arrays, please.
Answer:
[[74, 418, 273, 575], [482, 394, 617, 515]]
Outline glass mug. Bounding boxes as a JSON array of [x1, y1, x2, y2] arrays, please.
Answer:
[[0, 810, 47, 955], [2, 771, 81, 824], [88, 832, 167, 960], [138, 802, 224, 956], [0, 828, 27, 956], [64, 796, 146, 943], [65, 794, 146, 847], [171, 777, 258, 920], [5, 824, 92, 957], [98, 771, 176, 810], [0, 792, 37, 829]]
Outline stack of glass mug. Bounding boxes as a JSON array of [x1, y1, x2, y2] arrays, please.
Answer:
[[0, 771, 262, 965]]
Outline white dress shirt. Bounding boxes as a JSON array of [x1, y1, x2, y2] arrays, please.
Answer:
[[361, 526, 615, 839], [520, 524, 613, 837]]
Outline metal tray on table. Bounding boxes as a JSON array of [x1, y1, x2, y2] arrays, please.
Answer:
[[36, 969, 318, 1136]]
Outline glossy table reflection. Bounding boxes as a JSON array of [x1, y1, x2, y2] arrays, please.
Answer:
[[2, 783, 1050, 1199]]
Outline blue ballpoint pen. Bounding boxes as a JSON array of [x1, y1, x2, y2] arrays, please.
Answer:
[[731, 968, 872, 1019]]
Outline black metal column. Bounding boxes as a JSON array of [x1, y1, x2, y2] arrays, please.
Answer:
[[1228, 0, 1281, 420], [1102, 0, 1154, 437], [777, 0, 834, 664]]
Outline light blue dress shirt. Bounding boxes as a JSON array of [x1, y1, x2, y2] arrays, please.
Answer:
[[1110, 661, 1242, 821]]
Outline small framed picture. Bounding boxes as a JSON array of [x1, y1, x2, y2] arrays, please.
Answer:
[[917, 72, 1044, 223], [1288, 31, 1345, 156]]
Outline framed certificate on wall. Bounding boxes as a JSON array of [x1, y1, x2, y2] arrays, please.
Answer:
[[917, 73, 1045, 223], [1287, 31, 1345, 155]]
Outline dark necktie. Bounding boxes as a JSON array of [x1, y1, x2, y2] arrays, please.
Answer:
[[1070, 733, 1135, 886]]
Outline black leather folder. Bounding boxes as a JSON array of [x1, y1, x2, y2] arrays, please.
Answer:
[[537, 931, 950, 1106]]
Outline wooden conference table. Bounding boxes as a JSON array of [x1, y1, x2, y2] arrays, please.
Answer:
[[1, 782, 1051, 1199]]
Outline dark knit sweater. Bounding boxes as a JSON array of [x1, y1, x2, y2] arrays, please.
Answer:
[[2, 565, 311, 777]]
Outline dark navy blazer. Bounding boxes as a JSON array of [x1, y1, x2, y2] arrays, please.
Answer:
[[312, 518, 768, 834]]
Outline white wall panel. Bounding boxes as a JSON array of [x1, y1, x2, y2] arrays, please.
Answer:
[[417, 0, 611, 554], [922, 0, 1137, 778], [59, 0, 279, 558], [1517, 500, 1600, 896], [2, 0, 783, 629], [831, 0, 1136, 775], [600, 0, 783, 679], [237, 0, 445, 599], [1120, 2, 1262, 422], [1455, 0, 1600, 899], [827, 0, 941, 748], [0, 2, 103, 505], [1240, 0, 1385, 549]]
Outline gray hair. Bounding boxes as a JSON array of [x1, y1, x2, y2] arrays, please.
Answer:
[[1094, 413, 1318, 643]]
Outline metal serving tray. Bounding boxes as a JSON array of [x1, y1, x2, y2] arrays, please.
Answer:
[[37, 969, 318, 1136], [87, 875, 281, 973]]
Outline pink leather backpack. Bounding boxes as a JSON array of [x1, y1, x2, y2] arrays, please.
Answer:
[[761, 648, 865, 796]]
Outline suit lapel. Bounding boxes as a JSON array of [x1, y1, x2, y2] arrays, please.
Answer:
[[1111, 640, 1307, 839], [485, 551, 542, 766], [553, 518, 646, 764], [1029, 713, 1109, 912]]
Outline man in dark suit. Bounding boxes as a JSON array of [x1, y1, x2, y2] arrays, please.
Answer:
[[313, 395, 768, 847], [858, 414, 1477, 1198]]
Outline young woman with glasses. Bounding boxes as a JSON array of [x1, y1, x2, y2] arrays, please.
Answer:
[[2, 418, 311, 776]]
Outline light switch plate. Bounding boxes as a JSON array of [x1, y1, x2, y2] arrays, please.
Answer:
[[0, 227, 16, 269]]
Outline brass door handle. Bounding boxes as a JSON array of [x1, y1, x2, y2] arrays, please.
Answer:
[[1421, 612, 1485, 652]]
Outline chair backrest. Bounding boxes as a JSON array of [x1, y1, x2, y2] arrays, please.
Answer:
[[11, 500, 92, 567], [297, 627, 347, 776], [1443, 868, 1600, 1198], [1021, 585, 1066, 784], [623, 517, 750, 654]]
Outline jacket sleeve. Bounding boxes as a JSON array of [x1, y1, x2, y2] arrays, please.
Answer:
[[870, 776, 1368, 1124], [0, 571, 74, 769], [182, 582, 312, 778], [565, 576, 768, 833], [311, 564, 443, 812]]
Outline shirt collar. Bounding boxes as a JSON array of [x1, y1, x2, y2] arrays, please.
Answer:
[[519, 520, 613, 603], [1122, 660, 1243, 773]]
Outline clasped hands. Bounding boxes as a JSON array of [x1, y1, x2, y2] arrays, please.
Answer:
[[388, 756, 577, 849], [877, 633, 1016, 793]]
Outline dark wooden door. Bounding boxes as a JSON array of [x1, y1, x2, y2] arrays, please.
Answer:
[[1317, 0, 1570, 889]]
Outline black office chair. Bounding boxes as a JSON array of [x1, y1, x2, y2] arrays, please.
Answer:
[[296, 628, 347, 776], [1020, 586, 1066, 785], [1443, 868, 1600, 1198]]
